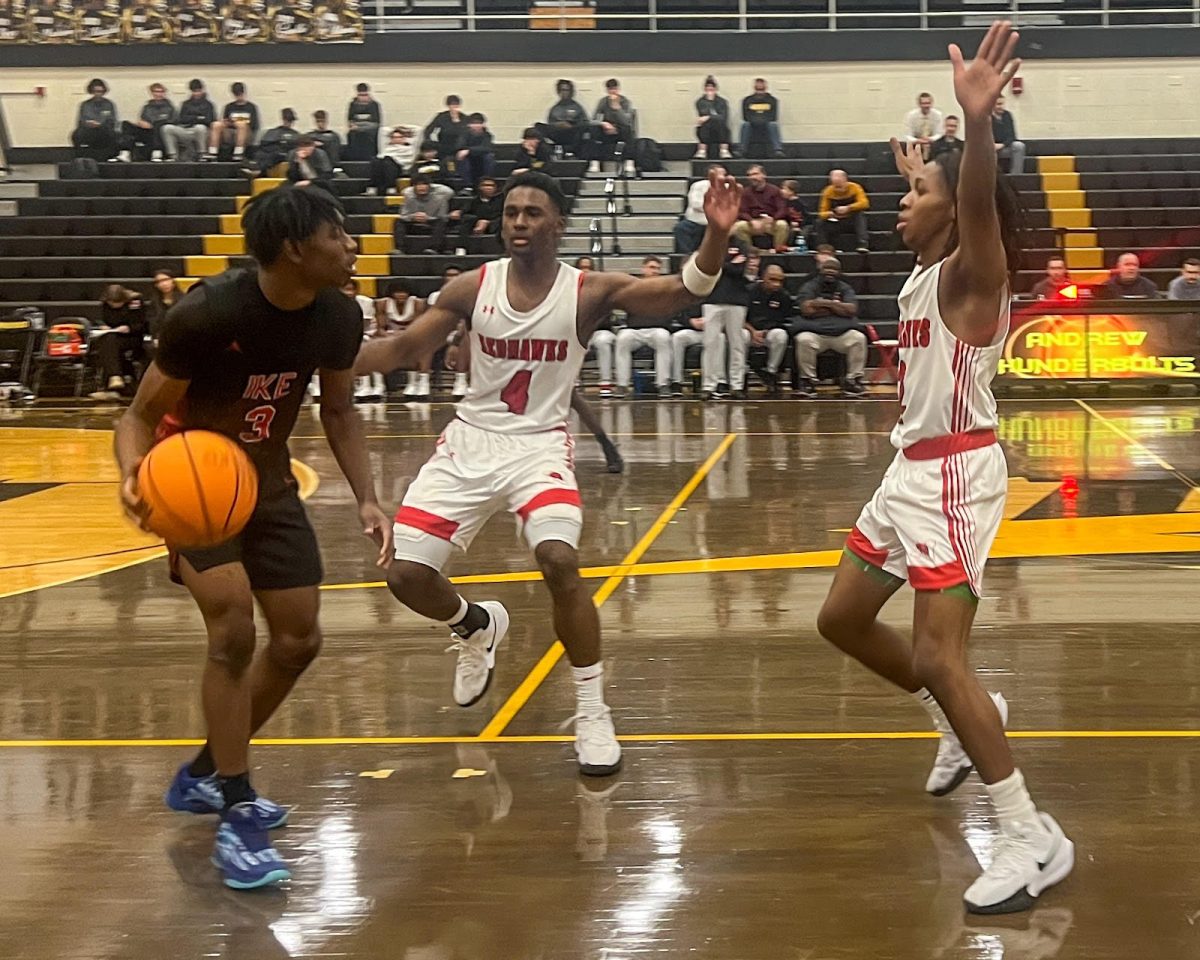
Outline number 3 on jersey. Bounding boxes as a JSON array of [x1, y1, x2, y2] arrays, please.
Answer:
[[240, 404, 276, 443], [500, 370, 532, 416]]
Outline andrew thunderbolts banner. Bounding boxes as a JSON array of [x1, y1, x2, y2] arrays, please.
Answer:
[[0, 0, 363, 43]]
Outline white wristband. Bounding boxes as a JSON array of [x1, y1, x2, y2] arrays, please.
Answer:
[[681, 257, 720, 297]]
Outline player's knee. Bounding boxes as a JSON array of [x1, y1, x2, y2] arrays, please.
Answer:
[[909, 634, 965, 691], [206, 613, 256, 676], [268, 628, 322, 675], [816, 598, 860, 645], [387, 559, 438, 604], [535, 541, 582, 594]]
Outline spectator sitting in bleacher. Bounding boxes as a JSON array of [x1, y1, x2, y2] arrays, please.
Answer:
[[366, 126, 415, 195], [242, 107, 299, 176], [670, 307, 709, 398], [779, 179, 809, 250], [694, 75, 732, 161], [701, 235, 754, 400], [1030, 256, 1072, 299], [412, 140, 445, 181], [309, 110, 343, 167], [342, 279, 386, 401], [1100, 252, 1160, 299], [792, 257, 863, 398], [991, 95, 1026, 175], [574, 256, 617, 397], [424, 94, 467, 166], [449, 176, 502, 249], [904, 92, 944, 157], [930, 115, 963, 159], [513, 128, 553, 174], [71, 78, 119, 163], [207, 82, 259, 161], [119, 82, 176, 162], [816, 169, 870, 253], [345, 82, 382, 161], [538, 79, 590, 158], [161, 79, 214, 162], [149, 268, 182, 342], [612, 256, 673, 399], [394, 176, 454, 254], [287, 137, 334, 191], [89, 285, 148, 401], [745, 263, 794, 397], [1169, 258, 1200, 301], [740, 78, 783, 158], [455, 113, 495, 191], [589, 79, 636, 176], [734, 164, 789, 253], [674, 163, 724, 255]]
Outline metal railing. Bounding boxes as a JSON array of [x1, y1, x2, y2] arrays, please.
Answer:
[[367, 0, 1200, 33]]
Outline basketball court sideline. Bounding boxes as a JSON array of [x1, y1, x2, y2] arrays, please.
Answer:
[[1, 397, 1198, 959]]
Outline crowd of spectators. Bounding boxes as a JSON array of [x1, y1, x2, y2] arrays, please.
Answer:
[[1025, 252, 1200, 302]]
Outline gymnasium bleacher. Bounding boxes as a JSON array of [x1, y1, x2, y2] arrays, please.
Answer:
[[0, 136, 1196, 393]]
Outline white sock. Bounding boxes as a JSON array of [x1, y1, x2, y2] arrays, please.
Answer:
[[985, 769, 1044, 834], [913, 687, 953, 733], [444, 595, 469, 628], [572, 663, 606, 716], [233, 146, 244, 158]]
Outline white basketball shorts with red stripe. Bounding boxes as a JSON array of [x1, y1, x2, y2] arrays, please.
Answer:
[[846, 432, 1006, 597], [393, 417, 583, 571]]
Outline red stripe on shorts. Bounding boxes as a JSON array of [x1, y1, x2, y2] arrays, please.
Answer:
[[394, 506, 460, 541], [909, 560, 970, 591], [515, 487, 582, 520], [846, 525, 888, 568]]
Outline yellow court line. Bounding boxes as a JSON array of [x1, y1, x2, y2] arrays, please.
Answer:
[[477, 432, 739, 740], [1074, 398, 1198, 488], [5, 729, 1200, 749]]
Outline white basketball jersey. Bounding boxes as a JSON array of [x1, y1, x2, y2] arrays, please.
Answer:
[[890, 260, 1009, 450], [457, 258, 587, 434]]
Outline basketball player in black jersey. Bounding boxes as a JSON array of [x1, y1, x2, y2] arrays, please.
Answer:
[[115, 187, 392, 889]]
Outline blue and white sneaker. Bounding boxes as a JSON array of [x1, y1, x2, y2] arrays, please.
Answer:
[[212, 803, 291, 890], [165, 763, 290, 829]]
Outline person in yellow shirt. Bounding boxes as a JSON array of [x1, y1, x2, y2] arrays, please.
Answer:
[[816, 168, 871, 253]]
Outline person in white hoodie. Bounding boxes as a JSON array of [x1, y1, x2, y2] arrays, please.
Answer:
[[343, 280, 386, 401], [366, 126, 417, 196]]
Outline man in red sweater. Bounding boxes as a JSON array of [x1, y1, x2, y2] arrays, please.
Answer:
[[734, 164, 789, 253]]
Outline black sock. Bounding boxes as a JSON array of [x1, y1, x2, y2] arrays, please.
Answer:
[[188, 744, 216, 778], [450, 602, 490, 638], [219, 772, 255, 810]]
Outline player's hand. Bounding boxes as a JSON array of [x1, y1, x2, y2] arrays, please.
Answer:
[[445, 344, 460, 370], [889, 137, 925, 186], [950, 20, 1021, 122], [360, 502, 393, 569], [120, 465, 151, 531], [703, 168, 742, 237]]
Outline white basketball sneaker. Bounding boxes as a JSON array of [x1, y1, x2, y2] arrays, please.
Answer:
[[574, 705, 622, 777], [926, 691, 1008, 796], [963, 812, 1075, 915], [447, 601, 509, 707]]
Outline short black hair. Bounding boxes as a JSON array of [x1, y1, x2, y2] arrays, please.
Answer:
[[522, 127, 539, 140], [387, 279, 411, 296], [281, 108, 297, 123], [313, 109, 327, 120], [241, 186, 346, 267], [1184, 257, 1200, 268], [446, 94, 461, 105], [503, 170, 568, 216], [88, 78, 107, 94], [468, 112, 485, 124], [356, 82, 370, 93], [605, 78, 620, 89], [231, 82, 246, 96], [945, 114, 960, 121], [188, 78, 204, 92]]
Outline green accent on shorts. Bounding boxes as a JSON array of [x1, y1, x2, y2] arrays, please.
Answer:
[[939, 582, 979, 605], [842, 547, 904, 589]]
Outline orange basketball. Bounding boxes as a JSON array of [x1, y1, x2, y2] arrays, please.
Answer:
[[138, 430, 258, 548]]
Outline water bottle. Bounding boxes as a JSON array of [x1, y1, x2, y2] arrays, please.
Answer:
[[792, 235, 808, 254]]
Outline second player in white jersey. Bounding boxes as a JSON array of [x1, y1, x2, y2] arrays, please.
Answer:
[[458, 257, 587, 433], [815, 21, 1074, 918], [357, 169, 744, 779]]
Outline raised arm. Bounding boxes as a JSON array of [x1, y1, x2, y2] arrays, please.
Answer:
[[942, 21, 1021, 308], [355, 269, 478, 374], [579, 170, 742, 338]]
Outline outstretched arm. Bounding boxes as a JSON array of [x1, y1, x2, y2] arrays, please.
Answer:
[[579, 170, 743, 338], [355, 270, 478, 374], [942, 21, 1022, 328]]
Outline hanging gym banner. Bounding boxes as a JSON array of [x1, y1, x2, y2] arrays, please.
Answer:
[[0, 0, 363, 43]]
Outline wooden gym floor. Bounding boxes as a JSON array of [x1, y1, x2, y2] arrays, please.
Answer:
[[1, 398, 1199, 959]]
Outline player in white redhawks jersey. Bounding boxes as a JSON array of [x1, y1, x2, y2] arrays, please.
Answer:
[[359, 169, 742, 776], [815, 23, 1073, 915]]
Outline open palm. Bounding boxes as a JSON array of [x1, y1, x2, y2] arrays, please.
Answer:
[[950, 20, 1022, 121]]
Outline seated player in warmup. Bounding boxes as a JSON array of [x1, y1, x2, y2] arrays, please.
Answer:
[[114, 187, 392, 890], [815, 22, 1074, 914], [357, 169, 741, 775]]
